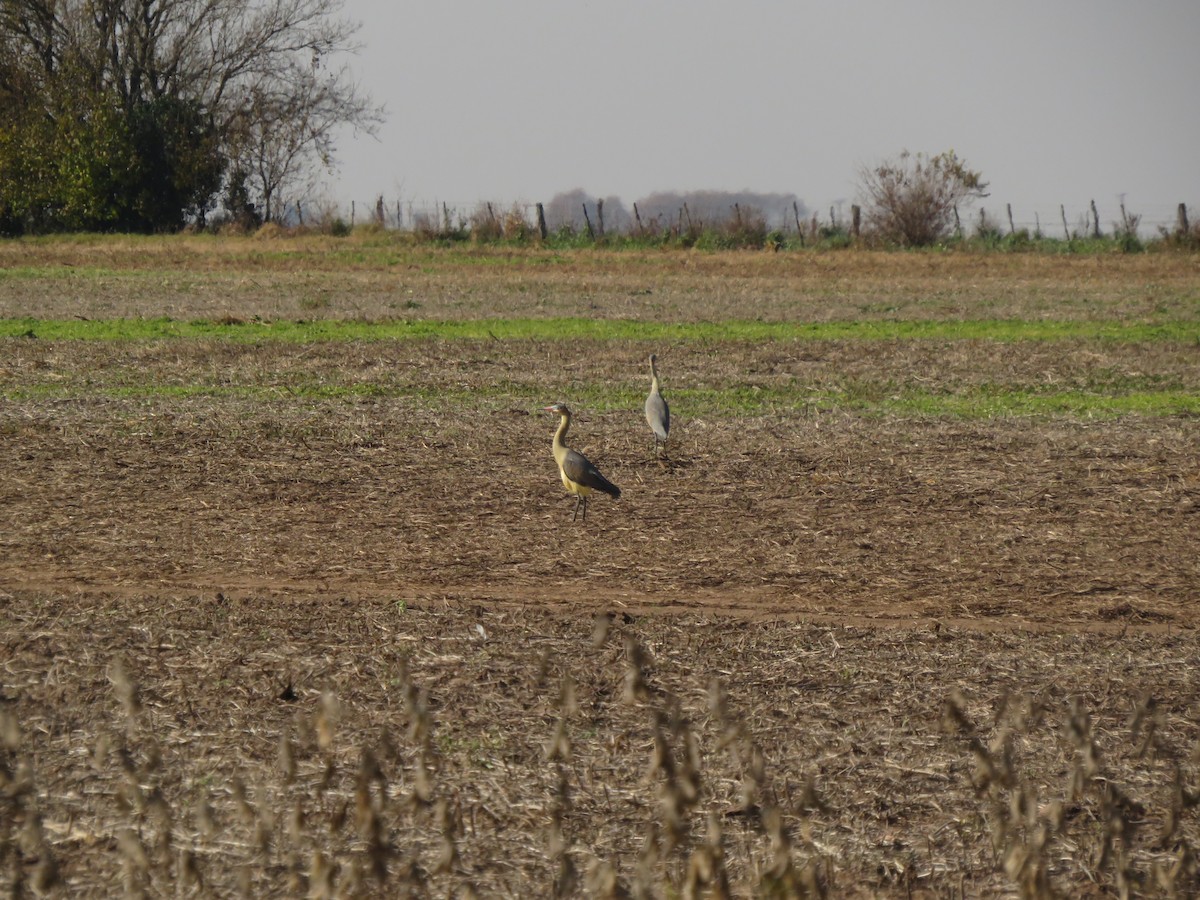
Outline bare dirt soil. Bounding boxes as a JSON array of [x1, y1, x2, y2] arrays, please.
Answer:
[[3, 397, 1199, 627], [2, 246, 1200, 896]]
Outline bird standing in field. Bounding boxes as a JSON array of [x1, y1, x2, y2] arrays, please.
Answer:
[[543, 402, 621, 521], [645, 353, 670, 455]]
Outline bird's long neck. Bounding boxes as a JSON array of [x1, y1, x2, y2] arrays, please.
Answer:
[[552, 412, 570, 461], [649, 360, 661, 393]]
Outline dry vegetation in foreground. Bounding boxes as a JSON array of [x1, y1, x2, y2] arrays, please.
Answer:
[[3, 595, 1200, 897]]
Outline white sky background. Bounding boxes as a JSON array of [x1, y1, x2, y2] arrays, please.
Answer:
[[325, 0, 1199, 232]]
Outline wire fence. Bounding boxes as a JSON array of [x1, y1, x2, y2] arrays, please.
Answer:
[[303, 196, 1194, 240], [970, 201, 1192, 240]]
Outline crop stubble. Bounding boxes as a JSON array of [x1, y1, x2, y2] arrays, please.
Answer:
[[1, 245, 1199, 895]]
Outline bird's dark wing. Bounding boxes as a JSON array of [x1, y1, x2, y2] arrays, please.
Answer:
[[562, 449, 621, 498]]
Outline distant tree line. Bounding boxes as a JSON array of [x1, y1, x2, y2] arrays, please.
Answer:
[[542, 188, 807, 240], [0, 0, 381, 235]]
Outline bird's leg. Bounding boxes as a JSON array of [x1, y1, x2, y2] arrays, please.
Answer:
[[581, 496, 588, 521], [573, 495, 582, 522]]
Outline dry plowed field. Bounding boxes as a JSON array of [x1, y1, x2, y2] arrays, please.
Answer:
[[2, 240, 1199, 896]]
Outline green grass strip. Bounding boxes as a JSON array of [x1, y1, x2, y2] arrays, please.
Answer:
[[4, 381, 1197, 419], [1, 316, 1197, 343]]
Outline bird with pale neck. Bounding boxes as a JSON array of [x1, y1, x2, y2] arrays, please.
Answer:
[[543, 402, 620, 522]]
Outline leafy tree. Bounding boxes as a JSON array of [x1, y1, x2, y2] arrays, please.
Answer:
[[0, 72, 131, 232], [0, 0, 381, 231], [858, 150, 988, 246], [127, 97, 225, 230], [222, 167, 264, 231], [50, 95, 136, 230]]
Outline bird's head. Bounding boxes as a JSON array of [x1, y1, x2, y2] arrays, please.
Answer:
[[543, 402, 571, 417]]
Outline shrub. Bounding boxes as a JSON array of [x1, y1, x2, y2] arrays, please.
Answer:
[[469, 202, 504, 242], [1113, 205, 1144, 253], [720, 204, 769, 248], [1155, 221, 1200, 251], [859, 150, 988, 246], [501, 204, 534, 241]]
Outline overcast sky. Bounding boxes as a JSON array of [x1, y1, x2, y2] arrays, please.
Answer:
[[326, 0, 1199, 232]]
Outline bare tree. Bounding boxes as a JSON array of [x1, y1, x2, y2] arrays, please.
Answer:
[[857, 150, 988, 246], [1, 0, 382, 221], [222, 49, 380, 221]]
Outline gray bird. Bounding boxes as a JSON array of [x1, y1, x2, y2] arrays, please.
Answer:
[[543, 402, 621, 521], [644, 353, 670, 455]]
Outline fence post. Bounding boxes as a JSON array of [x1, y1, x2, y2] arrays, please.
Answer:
[[850, 204, 861, 238], [1006, 203, 1015, 235], [953, 205, 961, 239], [581, 203, 595, 240], [1060, 205, 1070, 240], [1090, 199, 1101, 238], [633, 203, 644, 236], [536, 203, 548, 240], [1178, 203, 1190, 235], [596, 198, 605, 238]]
